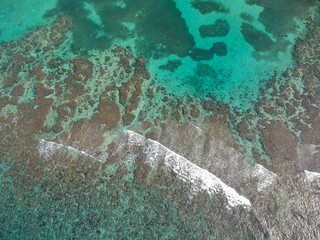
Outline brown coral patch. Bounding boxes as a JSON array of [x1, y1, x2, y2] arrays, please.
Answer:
[[173, 111, 181, 121], [237, 120, 252, 139], [0, 96, 9, 111], [91, 100, 120, 130], [118, 86, 128, 105], [68, 100, 78, 108], [30, 65, 46, 80], [203, 100, 216, 111], [120, 55, 133, 73], [57, 104, 69, 118], [123, 112, 135, 125], [1, 41, 8, 47], [35, 83, 54, 104], [4, 76, 21, 86], [52, 121, 63, 133], [260, 121, 298, 161], [71, 58, 93, 81], [57, 118, 106, 155], [190, 105, 200, 118], [134, 57, 150, 79], [11, 85, 25, 97], [300, 116, 320, 144], [26, 98, 54, 134]]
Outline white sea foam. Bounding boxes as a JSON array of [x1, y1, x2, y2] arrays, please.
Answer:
[[304, 170, 320, 182], [38, 139, 104, 163], [190, 124, 202, 134], [123, 130, 251, 209], [297, 144, 320, 158], [38, 131, 252, 209], [252, 164, 278, 192]]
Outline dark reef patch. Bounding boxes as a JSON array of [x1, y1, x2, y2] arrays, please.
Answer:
[[211, 42, 228, 56], [159, 59, 182, 72], [189, 47, 214, 61], [195, 63, 217, 78], [241, 23, 274, 52], [247, 0, 317, 38], [191, 0, 229, 14], [45, 0, 195, 57], [240, 12, 254, 23], [199, 19, 230, 38]]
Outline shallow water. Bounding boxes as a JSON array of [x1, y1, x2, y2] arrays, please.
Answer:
[[0, 0, 319, 239], [0, 0, 316, 109]]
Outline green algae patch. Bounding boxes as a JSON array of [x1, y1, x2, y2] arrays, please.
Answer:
[[191, 0, 229, 14], [199, 19, 230, 38]]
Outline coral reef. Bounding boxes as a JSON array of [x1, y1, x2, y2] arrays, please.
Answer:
[[1, 5, 320, 238]]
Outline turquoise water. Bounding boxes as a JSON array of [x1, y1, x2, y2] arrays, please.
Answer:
[[0, 0, 319, 239], [0, 0, 315, 110], [0, 0, 57, 41]]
